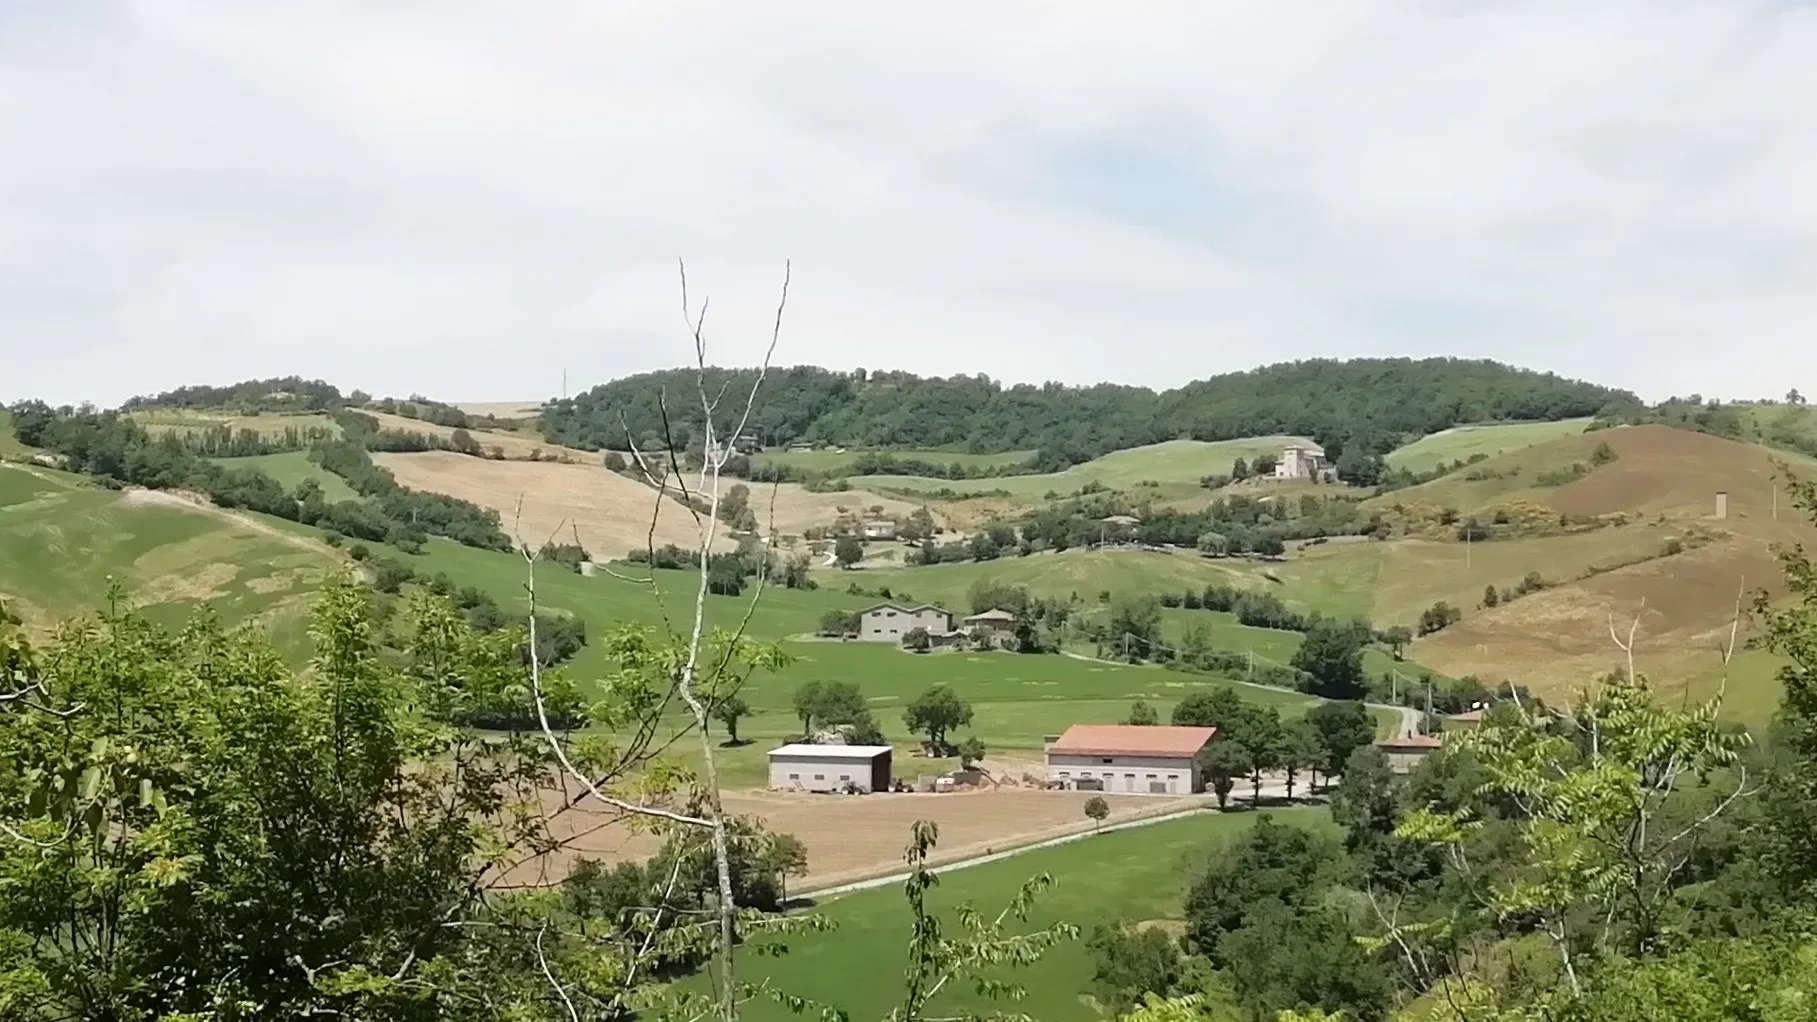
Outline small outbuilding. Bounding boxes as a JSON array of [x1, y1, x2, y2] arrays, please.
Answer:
[[767, 744, 893, 793], [1376, 734, 1443, 773], [1044, 725, 1217, 795]]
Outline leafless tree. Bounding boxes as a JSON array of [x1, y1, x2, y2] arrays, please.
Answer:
[[524, 259, 791, 1022]]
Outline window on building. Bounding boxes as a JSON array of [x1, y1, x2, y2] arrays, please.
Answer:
[[1100, 757, 1113, 764], [814, 774, 824, 781], [789, 773, 799, 780], [839, 775, 850, 781]]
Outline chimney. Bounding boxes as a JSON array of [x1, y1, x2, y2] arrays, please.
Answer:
[[1715, 491, 1728, 519]]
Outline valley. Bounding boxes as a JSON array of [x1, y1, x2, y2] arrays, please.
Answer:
[[6, 360, 1815, 1021]]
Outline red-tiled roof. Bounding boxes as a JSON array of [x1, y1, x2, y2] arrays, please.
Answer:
[[1047, 725, 1217, 758]]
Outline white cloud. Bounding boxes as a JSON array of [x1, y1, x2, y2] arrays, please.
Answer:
[[2, 0, 1815, 406]]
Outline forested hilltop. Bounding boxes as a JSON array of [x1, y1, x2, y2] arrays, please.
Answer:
[[540, 358, 1634, 467]]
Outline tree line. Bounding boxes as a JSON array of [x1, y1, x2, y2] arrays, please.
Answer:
[[540, 358, 1631, 470], [7, 402, 512, 553]]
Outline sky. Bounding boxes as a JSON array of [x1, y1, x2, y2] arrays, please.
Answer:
[[3, 1, 1816, 407]]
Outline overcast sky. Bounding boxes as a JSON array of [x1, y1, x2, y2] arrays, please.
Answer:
[[4, 1, 1816, 407]]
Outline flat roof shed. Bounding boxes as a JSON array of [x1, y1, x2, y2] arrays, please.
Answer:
[[767, 744, 894, 793]]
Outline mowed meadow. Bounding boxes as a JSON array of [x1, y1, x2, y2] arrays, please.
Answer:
[[861, 437, 1317, 501], [719, 807, 1335, 1022], [0, 463, 337, 648]]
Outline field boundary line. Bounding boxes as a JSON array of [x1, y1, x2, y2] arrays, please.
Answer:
[[795, 803, 1213, 902]]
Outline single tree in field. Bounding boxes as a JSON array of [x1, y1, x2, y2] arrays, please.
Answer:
[[1199, 741, 1252, 810], [1291, 620, 1368, 700], [1383, 625, 1413, 661], [904, 684, 973, 753], [833, 533, 863, 568], [1084, 795, 1111, 832], [1243, 706, 1285, 805], [791, 680, 824, 736], [711, 694, 751, 745], [1281, 720, 1323, 799], [957, 736, 986, 770], [1107, 594, 1164, 660], [1125, 699, 1160, 726], [902, 626, 932, 652], [1304, 700, 1375, 784], [1482, 584, 1500, 608]]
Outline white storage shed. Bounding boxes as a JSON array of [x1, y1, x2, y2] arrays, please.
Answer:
[[767, 744, 894, 793]]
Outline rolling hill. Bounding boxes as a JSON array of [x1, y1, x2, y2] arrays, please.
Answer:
[[1383, 418, 1592, 475], [0, 463, 342, 653], [1376, 425, 1817, 724], [860, 437, 1313, 501]]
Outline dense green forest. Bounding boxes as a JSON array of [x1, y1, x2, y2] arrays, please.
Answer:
[[540, 359, 1634, 468]]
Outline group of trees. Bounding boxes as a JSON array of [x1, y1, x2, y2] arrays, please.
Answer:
[[7, 403, 514, 554], [1085, 472, 1817, 1020], [1170, 691, 1376, 808], [790, 680, 885, 744], [541, 359, 1629, 471], [121, 374, 348, 412], [0, 576, 811, 1017]]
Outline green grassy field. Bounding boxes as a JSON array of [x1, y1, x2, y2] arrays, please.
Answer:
[[727, 806, 1334, 1022], [210, 450, 358, 501], [854, 548, 1255, 611], [753, 447, 1036, 475], [0, 464, 338, 647], [128, 408, 343, 438], [862, 437, 1313, 500], [1384, 419, 1592, 475], [1158, 608, 1431, 684]]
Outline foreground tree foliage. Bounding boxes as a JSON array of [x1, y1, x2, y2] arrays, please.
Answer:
[[0, 577, 831, 1020]]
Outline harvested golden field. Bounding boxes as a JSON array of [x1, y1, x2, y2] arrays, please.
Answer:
[[374, 453, 923, 555], [452, 400, 543, 419], [1371, 425, 1817, 726], [374, 451, 716, 555], [508, 787, 1199, 892], [736, 482, 926, 539], [1373, 424, 1817, 522], [364, 411, 595, 462]]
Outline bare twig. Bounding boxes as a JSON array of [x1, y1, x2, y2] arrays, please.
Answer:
[[536, 925, 581, 1022]]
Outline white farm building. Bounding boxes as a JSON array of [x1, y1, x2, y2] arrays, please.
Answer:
[[767, 744, 894, 793], [1044, 725, 1218, 795]]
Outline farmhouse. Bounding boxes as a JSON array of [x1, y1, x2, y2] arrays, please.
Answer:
[[858, 603, 953, 642], [861, 519, 897, 540], [1273, 442, 1328, 480], [1044, 725, 1217, 795], [962, 608, 1018, 647], [1377, 733, 1444, 773], [767, 744, 893, 793]]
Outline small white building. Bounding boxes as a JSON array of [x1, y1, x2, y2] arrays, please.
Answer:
[[861, 520, 898, 540], [767, 744, 894, 792], [858, 603, 953, 642], [1044, 725, 1218, 795], [1273, 443, 1328, 480]]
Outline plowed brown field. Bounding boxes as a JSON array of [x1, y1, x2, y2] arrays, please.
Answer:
[[503, 788, 1201, 892]]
